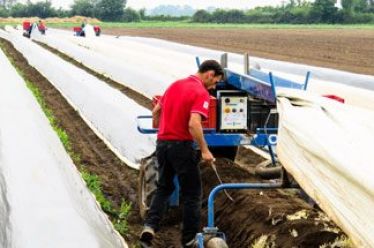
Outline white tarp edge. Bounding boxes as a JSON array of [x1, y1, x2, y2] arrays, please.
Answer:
[[0, 48, 126, 247], [276, 89, 374, 247], [0, 29, 156, 169]]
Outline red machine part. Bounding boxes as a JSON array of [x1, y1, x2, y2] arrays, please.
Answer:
[[94, 26, 101, 33], [38, 23, 46, 31], [323, 95, 345, 103], [203, 97, 217, 129], [73, 27, 82, 32], [152, 95, 217, 129], [23, 21, 31, 31]]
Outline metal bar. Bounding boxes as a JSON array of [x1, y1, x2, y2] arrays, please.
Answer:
[[267, 144, 277, 166], [220, 53, 228, 68], [211, 163, 234, 202], [137, 115, 216, 134], [137, 115, 251, 146], [195, 56, 201, 68], [207, 183, 282, 228], [269, 72, 277, 104], [196, 233, 204, 248], [244, 53, 250, 75], [304, 71, 311, 91]]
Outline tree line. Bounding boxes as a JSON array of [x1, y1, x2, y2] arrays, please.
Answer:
[[0, 0, 136, 22], [1, 0, 374, 24], [193, 0, 374, 24]]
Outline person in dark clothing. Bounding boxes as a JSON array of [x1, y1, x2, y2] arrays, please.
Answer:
[[139, 60, 224, 248]]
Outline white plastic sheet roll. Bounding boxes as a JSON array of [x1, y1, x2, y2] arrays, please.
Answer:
[[1, 29, 155, 169], [0, 48, 126, 248], [277, 89, 374, 247]]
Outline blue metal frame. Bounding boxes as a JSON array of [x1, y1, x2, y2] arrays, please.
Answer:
[[195, 182, 283, 247], [225, 69, 276, 103], [224, 68, 310, 103], [196, 57, 201, 67], [250, 128, 278, 146], [206, 183, 282, 228], [137, 115, 251, 147], [304, 71, 311, 91]]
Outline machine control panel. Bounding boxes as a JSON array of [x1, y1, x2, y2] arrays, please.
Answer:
[[218, 91, 248, 132]]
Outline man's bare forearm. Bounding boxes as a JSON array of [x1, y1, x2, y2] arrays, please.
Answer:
[[189, 114, 209, 152], [152, 103, 161, 127]]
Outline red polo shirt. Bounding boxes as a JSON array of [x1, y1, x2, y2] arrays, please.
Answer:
[[157, 75, 210, 141]]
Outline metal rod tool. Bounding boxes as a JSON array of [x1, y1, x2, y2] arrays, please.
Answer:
[[210, 162, 235, 202]]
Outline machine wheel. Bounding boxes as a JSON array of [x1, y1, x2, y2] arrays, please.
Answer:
[[210, 146, 238, 161], [23, 32, 31, 38], [206, 237, 229, 248], [138, 152, 158, 219]]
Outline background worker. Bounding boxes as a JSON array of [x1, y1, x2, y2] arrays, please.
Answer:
[[37, 20, 46, 34], [139, 60, 224, 248]]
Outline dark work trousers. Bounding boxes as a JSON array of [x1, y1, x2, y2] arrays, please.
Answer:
[[144, 140, 202, 244]]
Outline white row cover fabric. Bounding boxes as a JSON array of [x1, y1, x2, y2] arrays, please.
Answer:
[[276, 89, 374, 247], [0, 29, 155, 169], [31, 28, 374, 110], [0, 49, 126, 247]]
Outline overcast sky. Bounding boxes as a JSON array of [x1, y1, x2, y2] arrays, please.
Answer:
[[32, 0, 290, 10]]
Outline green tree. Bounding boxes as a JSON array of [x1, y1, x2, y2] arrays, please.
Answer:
[[342, 0, 371, 13], [55, 7, 70, 17], [138, 7, 145, 20], [342, 0, 355, 12], [353, 0, 369, 12], [70, 0, 96, 17], [225, 9, 246, 23], [288, 0, 296, 8], [122, 7, 140, 22], [0, 0, 16, 8], [310, 0, 339, 23], [96, 0, 126, 21], [10, 3, 28, 17], [369, 0, 374, 12], [211, 9, 247, 23], [26, 1, 57, 18], [192, 9, 211, 22], [0, 6, 9, 17]]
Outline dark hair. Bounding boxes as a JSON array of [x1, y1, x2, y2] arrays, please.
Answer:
[[198, 60, 224, 77]]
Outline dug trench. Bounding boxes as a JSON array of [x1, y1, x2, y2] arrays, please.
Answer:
[[0, 37, 350, 247]]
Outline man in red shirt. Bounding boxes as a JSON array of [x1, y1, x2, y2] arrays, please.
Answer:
[[140, 60, 224, 248]]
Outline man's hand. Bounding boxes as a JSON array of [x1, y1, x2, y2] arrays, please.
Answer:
[[201, 149, 215, 164]]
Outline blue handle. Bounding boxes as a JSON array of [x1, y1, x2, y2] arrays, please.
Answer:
[[207, 182, 282, 228]]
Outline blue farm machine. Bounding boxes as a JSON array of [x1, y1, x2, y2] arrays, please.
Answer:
[[136, 54, 337, 248]]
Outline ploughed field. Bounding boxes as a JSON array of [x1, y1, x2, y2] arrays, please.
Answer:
[[104, 28, 374, 76], [0, 33, 349, 247]]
